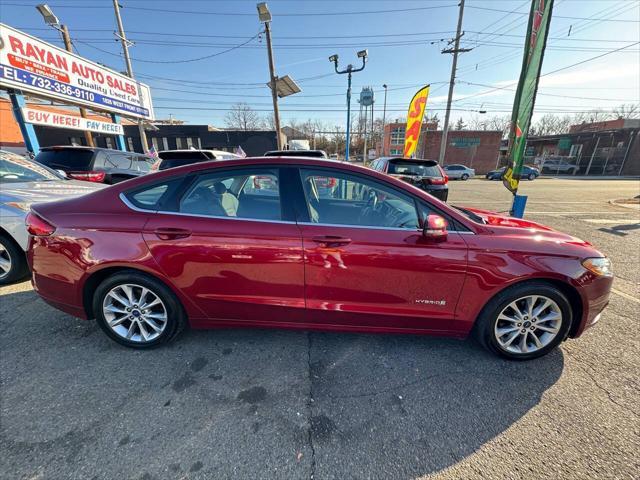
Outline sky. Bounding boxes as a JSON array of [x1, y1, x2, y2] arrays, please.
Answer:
[[0, 0, 638, 129]]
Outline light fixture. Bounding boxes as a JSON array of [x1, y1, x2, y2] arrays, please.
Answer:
[[36, 4, 60, 26], [357, 49, 368, 58], [256, 2, 272, 22], [329, 54, 338, 63]]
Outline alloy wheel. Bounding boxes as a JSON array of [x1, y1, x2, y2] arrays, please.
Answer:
[[102, 283, 168, 343], [493, 295, 562, 355], [0, 243, 12, 280]]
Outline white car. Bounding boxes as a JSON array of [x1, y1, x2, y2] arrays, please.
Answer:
[[0, 150, 105, 285], [152, 149, 243, 171], [443, 164, 475, 180]]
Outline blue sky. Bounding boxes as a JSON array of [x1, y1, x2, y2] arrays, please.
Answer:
[[1, 0, 638, 127]]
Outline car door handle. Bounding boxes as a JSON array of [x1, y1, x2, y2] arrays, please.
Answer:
[[311, 235, 352, 247], [154, 227, 192, 240]]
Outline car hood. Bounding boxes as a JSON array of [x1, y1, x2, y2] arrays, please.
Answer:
[[463, 206, 595, 247], [0, 180, 107, 205]]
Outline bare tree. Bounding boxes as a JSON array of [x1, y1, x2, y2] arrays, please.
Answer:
[[454, 117, 467, 130], [224, 103, 262, 130], [612, 103, 640, 119], [531, 114, 571, 136]]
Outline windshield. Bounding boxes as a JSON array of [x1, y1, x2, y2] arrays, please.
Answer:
[[451, 205, 486, 224], [0, 152, 62, 183], [387, 160, 441, 177]]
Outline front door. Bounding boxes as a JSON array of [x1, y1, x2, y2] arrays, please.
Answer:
[[142, 166, 306, 325], [297, 167, 468, 334]]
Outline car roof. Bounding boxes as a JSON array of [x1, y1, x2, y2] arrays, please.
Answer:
[[39, 146, 150, 156]]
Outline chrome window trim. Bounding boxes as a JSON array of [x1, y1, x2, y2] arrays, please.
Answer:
[[119, 192, 157, 213], [154, 210, 296, 225], [297, 221, 474, 234]]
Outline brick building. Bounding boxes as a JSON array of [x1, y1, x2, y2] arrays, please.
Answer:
[[381, 121, 503, 174]]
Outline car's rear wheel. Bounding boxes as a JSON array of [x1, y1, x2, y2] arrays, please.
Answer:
[[461, 173, 469, 181], [0, 235, 29, 286], [474, 282, 572, 360], [528, 173, 536, 180], [93, 271, 186, 348]]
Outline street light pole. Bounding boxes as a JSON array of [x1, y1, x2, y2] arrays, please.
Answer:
[[329, 50, 368, 162], [36, 5, 94, 147], [257, 3, 283, 150], [264, 21, 282, 150], [112, 0, 149, 153]]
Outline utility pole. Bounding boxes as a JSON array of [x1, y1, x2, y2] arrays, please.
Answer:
[[112, 0, 149, 153], [263, 21, 282, 150], [59, 25, 94, 147], [438, 0, 471, 165], [382, 84, 388, 155]]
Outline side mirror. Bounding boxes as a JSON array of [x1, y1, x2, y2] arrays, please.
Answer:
[[423, 214, 448, 242]]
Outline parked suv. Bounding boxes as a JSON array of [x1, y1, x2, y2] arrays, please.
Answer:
[[540, 158, 579, 175], [153, 149, 243, 171], [444, 164, 475, 180], [371, 157, 449, 201], [35, 146, 154, 184]]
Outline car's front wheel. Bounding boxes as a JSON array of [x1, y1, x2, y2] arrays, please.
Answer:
[[93, 271, 186, 348], [0, 235, 29, 286], [474, 282, 573, 360], [461, 173, 469, 181], [528, 173, 536, 180]]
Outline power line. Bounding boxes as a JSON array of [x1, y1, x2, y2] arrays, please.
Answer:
[[467, 5, 640, 21]]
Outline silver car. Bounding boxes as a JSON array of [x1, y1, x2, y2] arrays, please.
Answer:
[[443, 164, 475, 180], [0, 151, 105, 285]]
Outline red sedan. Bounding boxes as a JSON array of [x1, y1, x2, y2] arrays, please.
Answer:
[[27, 157, 613, 360]]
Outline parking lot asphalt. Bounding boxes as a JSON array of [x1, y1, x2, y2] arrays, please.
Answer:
[[1, 178, 639, 480]]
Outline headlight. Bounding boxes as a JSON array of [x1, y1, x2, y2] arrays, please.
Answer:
[[582, 257, 612, 277], [5, 202, 31, 212]]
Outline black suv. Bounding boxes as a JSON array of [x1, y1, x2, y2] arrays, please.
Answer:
[[370, 157, 449, 202], [35, 146, 154, 184]]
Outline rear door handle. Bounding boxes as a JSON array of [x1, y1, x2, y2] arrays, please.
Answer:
[[311, 235, 352, 247], [154, 227, 192, 240]]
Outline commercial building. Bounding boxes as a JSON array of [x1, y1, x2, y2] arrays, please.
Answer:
[[382, 121, 503, 174], [524, 119, 639, 176], [0, 98, 279, 156]]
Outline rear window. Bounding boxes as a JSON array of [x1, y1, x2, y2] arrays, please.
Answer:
[[387, 160, 441, 177], [158, 151, 214, 171], [35, 149, 95, 171], [264, 150, 327, 158]]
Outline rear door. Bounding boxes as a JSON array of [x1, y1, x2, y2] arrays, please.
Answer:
[[295, 167, 468, 334], [141, 166, 306, 325]]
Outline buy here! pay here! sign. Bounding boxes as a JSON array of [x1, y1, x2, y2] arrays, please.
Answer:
[[0, 24, 154, 120]]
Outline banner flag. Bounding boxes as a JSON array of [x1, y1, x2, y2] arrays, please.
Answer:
[[502, 0, 554, 193], [403, 85, 430, 158]]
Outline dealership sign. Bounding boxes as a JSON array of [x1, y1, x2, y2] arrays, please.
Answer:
[[0, 24, 154, 120], [21, 107, 125, 135]]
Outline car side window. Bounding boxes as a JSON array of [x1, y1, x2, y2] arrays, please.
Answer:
[[300, 168, 419, 229], [179, 168, 281, 221], [106, 154, 132, 169], [124, 178, 183, 210]]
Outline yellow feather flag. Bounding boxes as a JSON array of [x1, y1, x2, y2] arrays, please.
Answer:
[[403, 85, 430, 158]]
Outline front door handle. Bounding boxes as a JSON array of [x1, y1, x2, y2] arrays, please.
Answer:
[[311, 235, 352, 247], [154, 227, 192, 240]]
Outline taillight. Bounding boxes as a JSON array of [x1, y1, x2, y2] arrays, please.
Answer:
[[67, 171, 106, 183], [429, 166, 448, 185], [26, 212, 56, 236]]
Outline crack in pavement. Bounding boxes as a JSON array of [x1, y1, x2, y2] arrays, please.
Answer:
[[306, 332, 316, 480]]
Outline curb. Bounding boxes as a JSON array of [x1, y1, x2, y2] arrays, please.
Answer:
[[609, 199, 640, 211]]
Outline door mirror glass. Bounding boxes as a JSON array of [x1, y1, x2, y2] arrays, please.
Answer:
[[423, 214, 448, 241]]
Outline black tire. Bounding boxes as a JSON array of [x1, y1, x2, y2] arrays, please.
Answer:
[[528, 173, 535, 181], [473, 281, 573, 360], [93, 271, 187, 349], [461, 174, 469, 181], [0, 234, 29, 286]]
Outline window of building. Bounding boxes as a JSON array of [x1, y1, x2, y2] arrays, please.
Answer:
[[390, 127, 405, 145], [105, 137, 114, 149], [127, 137, 135, 151], [390, 148, 402, 155], [176, 137, 183, 149], [187, 137, 194, 149], [162, 137, 169, 150], [151, 137, 160, 151]]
